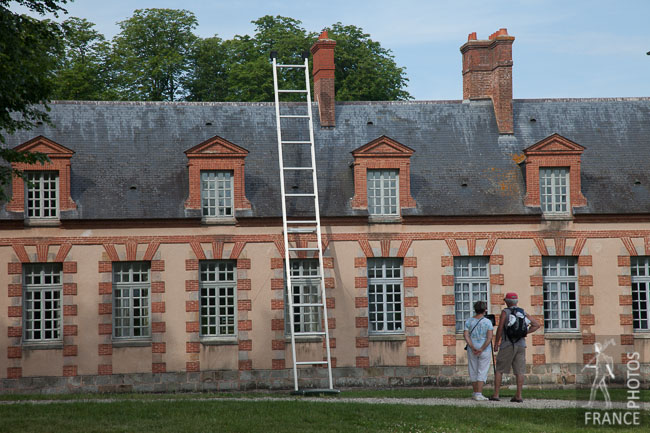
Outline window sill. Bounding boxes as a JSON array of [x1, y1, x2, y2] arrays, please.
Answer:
[[112, 339, 151, 348], [541, 213, 573, 221], [368, 215, 402, 224], [285, 335, 323, 343], [24, 218, 61, 227], [200, 337, 238, 346], [202, 217, 236, 225], [632, 333, 650, 339], [369, 334, 406, 342], [544, 332, 581, 340], [22, 341, 63, 350]]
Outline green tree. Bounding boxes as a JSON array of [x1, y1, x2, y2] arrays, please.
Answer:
[[112, 8, 198, 101], [184, 36, 229, 102], [52, 17, 114, 100], [0, 0, 67, 201]]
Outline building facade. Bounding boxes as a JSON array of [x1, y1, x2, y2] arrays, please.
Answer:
[[1, 29, 649, 393]]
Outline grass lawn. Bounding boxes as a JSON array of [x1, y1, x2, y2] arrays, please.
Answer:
[[0, 389, 647, 433], [0, 399, 648, 433]]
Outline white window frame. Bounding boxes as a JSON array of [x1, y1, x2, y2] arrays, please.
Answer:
[[23, 263, 62, 343], [540, 167, 570, 215], [113, 262, 151, 340], [200, 260, 237, 338], [631, 257, 650, 332], [25, 171, 59, 219], [367, 169, 399, 216], [368, 258, 404, 334], [454, 257, 490, 333], [201, 170, 234, 218], [284, 259, 321, 335], [542, 257, 579, 332]]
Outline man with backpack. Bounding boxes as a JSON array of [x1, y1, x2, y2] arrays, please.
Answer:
[[490, 292, 540, 403]]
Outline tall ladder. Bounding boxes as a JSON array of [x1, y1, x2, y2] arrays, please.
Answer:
[[271, 51, 336, 393]]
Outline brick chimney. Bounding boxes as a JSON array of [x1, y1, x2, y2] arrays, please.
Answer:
[[310, 30, 336, 127], [460, 28, 515, 134]]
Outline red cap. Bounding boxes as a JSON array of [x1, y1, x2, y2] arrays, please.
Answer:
[[505, 292, 518, 300]]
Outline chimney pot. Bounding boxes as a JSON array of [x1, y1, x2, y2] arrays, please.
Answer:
[[468, 32, 477, 41], [319, 30, 329, 40]]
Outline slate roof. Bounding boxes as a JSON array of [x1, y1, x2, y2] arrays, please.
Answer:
[[2, 98, 649, 220]]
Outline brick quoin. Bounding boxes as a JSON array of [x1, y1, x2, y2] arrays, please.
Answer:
[[355, 337, 369, 348], [619, 295, 633, 306], [239, 340, 253, 351], [578, 255, 592, 266], [8, 306, 22, 317], [152, 343, 166, 354], [578, 276, 593, 287], [406, 336, 420, 347], [491, 293, 504, 305], [326, 297, 335, 309], [62, 261, 77, 274], [64, 283, 77, 295], [442, 295, 455, 306], [582, 334, 596, 345], [186, 301, 199, 312], [490, 274, 504, 285], [98, 344, 112, 356], [238, 279, 251, 290], [98, 261, 111, 273], [152, 363, 166, 373], [443, 355, 456, 366], [532, 335, 545, 346], [356, 357, 370, 368], [152, 322, 166, 333], [442, 315, 455, 326], [238, 299, 252, 311], [533, 354, 546, 365], [272, 359, 285, 370], [530, 276, 543, 286], [441, 256, 453, 267], [98, 364, 112, 375], [407, 356, 420, 367], [579, 295, 594, 306], [618, 275, 631, 287], [98, 324, 112, 335], [7, 346, 21, 359], [441, 275, 454, 286], [442, 335, 456, 346], [618, 256, 631, 267], [620, 314, 633, 326], [64, 325, 78, 336], [185, 280, 199, 292], [239, 320, 253, 331], [324, 277, 335, 289], [355, 277, 368, 288], [238, 360, 252, 371], [621, 334, 635, 346], [98, 282, 111, 295], [151, 281, 165, 293], [271, 278, 284, 290], [530, 295, 543, 306], [403, 257, 417, 267], [63, 345, 78, 356], [237, 258, 251, 269], [63, 365, 77, 377], [7, 367, 22, 379], [355, 297, 368, 308], [404, 276, 418, 288], [354, 257, 367, 268], [271, 258, 283, 269], [186, 361, 200, 372], [8, 284, 21, 297], [355, 317, 368, 328], [98, 303, 111, 315], [186, 342, 200, 353], [151, 260, 165, 272], [272, 339, 285, 350], [529, 256, 542, 267], [8, 262, 22, 274], [186, 321, 199, 333], [489, 255, 504, 265], [580, 314, 595, 326], [7, 327, 22, 338], [322, 257, 334, 269], [405, 316, 419, 327], [271, 299, 284, 310], [185, 259, 199, 271], [404, 297, 418, 307], [152, 302, 165, 313]]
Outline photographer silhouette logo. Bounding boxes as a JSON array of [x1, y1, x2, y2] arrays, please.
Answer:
[[582, 338, 616, 409]]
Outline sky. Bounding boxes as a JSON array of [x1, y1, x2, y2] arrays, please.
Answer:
[[11, 0, 650, 100]]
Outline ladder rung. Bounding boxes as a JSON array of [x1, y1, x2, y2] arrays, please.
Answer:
[[286, 227, 317, 233], [276, 64, 307, 68], [281, 140, 311, 144], [296, 361, 328, 365], [288, 247, 320, 251], [285, 193, 315, 197], [278, 89, 308, 93], [283, 167, 313, 171], [293, 303, 324, 308], [279, 115, 311, 118], [287, 220, 317, 224]]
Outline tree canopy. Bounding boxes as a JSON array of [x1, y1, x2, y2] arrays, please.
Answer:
[[52, 12, 411, 102]]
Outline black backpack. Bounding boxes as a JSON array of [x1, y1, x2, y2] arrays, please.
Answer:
[[504, 307, 527, 343]]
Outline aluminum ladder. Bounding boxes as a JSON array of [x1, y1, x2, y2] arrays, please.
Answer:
[[271, 51, 336, 393]]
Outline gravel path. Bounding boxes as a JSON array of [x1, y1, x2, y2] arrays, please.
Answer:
[[0, 396, 647, 410]]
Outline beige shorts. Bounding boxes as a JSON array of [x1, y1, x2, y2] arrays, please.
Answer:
[[495, 343, 526, 375]]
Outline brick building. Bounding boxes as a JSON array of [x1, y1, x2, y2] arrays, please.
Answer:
[[1, 29, 649, 393]]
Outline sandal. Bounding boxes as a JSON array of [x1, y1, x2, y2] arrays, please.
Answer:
[[489, 396, 500, 401], [510, 397, 523, 403]]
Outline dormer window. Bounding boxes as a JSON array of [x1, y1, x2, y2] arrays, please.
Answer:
[[201, 171, 234, 218], [185, 135, 251, 223], [6, 136, 76, 224], [26, 171, 59, 219], [351, 135, 416, 221], [540, 167, 569, 214], [368, 169, 398, 216], [523, 133, 586, 217]]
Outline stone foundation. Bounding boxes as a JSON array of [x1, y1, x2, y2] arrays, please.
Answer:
[[2, 363, 648, 394]]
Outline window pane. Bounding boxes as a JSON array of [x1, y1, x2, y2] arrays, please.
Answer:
[[201, 171, 234, 217], [200, 261, 237, 337], [367, 258, 403, 334], [113, 262, 151, 339], [367, 169, 399, 216]]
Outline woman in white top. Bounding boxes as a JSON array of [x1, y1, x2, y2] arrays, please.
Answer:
[[463, 300, 494, 401]]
